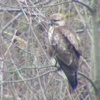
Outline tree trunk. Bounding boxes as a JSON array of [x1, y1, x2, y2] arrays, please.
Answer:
[[92, 0, 100, 99]]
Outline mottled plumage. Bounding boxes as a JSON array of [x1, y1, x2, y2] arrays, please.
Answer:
[[48, 13, 81, 89]]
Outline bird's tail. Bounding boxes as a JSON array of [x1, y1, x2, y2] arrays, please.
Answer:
[[66, 72, 78, 90]]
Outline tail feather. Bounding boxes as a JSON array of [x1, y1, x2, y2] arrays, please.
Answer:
[[66, 72, 78, 90], [55, 57, 78, 89]]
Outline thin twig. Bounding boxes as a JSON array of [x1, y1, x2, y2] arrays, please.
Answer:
[[1, 12, 23, 33], [0, 57, 4, 100], [1, 69, 56, 84], [80, 56, 90, 68], [34, 0, 51, 6], [36, 69, 47, 100], [78, 71, 98, 94], [0, 1, 70, 9]]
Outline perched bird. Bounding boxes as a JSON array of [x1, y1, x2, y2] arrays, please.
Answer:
[[48, 13, 82, 90]]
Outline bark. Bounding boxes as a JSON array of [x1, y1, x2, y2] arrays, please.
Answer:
[[91, 0, 100, 99]]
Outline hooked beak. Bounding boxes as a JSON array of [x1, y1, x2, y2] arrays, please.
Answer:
[[48, 20, 54, 26]]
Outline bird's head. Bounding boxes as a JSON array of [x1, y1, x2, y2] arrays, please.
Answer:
[[49, 13, 66, 28]]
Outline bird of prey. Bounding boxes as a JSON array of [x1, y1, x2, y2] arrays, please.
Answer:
[[48, 13, 82, 90]]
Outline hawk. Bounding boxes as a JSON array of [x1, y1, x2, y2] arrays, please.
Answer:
[[48, 13, 81, 89]]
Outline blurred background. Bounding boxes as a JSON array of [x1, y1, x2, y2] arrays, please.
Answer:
[[0, 0, 94, 100]]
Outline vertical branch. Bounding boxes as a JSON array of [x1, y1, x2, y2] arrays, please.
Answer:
[[91, 0, 100, 99], [0, 58, 4, 100]]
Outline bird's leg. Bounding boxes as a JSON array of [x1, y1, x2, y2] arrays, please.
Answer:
[[54, 60, 57, 67], [56, 67, 62, 71], [54, 60, 62, 71]]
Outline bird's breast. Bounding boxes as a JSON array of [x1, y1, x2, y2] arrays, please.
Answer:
[[48, 27, 54, 43]]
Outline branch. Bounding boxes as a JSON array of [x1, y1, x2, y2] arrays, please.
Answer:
[[1, 69, 56, 84], [79, 56, 98, 94], [72, 0, 95, 12], [34, 0, 51, 6], [0, 1, 70, 9], [1, 12, 23, 33], [78, 71, 98, 94]]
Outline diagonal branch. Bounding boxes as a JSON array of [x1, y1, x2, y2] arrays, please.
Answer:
[[72, 0, 95, 12], [78, 71, 98, 94]]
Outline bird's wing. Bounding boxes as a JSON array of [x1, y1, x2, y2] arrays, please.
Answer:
[[61, 27, 82, 55], [48, 26, 81, 69], [51, 29, 78, 70]]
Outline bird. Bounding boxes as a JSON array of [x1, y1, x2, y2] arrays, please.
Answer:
[[47, 13, 82, 90]]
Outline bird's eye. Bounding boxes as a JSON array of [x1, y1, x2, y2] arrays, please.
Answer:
[[53, 19, 60, 22]]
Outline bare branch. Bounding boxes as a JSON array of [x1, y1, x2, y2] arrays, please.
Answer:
[[72, 0, 95, 12]]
